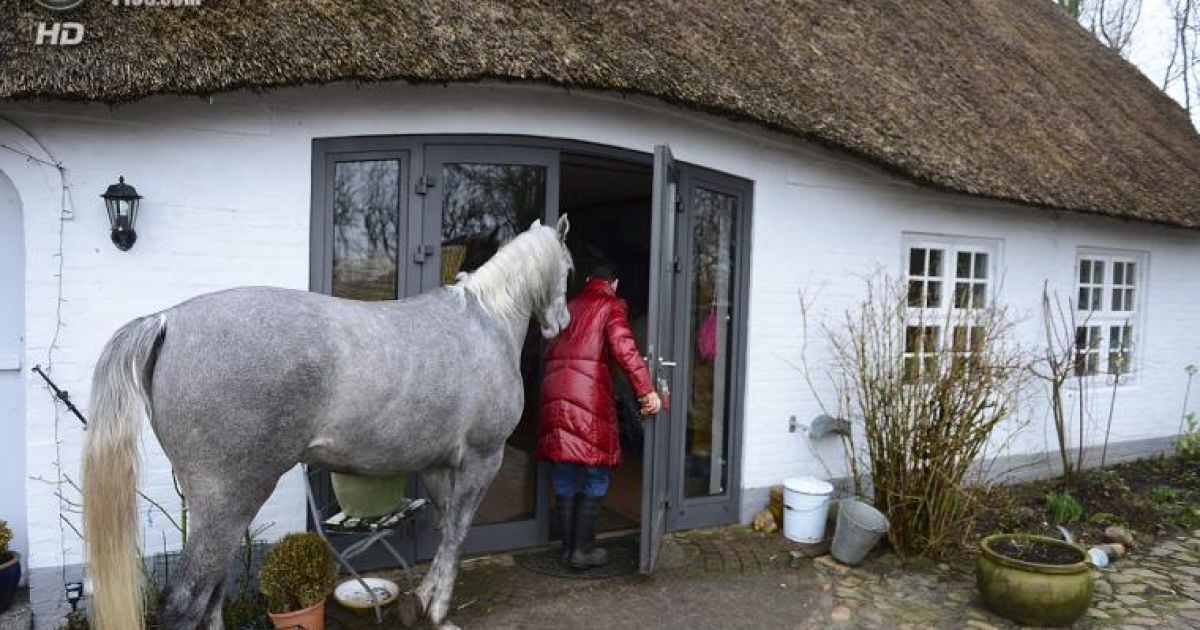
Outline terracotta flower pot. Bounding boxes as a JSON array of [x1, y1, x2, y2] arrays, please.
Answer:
[[0, 552, 21, 614], [267, 599, 325, 630], [976, 534, 1093, 627]]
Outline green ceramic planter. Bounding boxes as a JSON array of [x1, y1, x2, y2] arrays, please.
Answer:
[[330, 473, 408, 518], [976, 533, 1093, 627]]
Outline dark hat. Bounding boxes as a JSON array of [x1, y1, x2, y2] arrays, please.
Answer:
[[588, 263, 618, 280]]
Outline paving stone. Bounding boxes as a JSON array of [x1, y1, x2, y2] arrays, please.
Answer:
[[1117, 594, 1147, 606], [387, 525, 1200, 630]]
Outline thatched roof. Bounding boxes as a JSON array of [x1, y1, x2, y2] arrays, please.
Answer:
[[2, 1, 1199, 228]]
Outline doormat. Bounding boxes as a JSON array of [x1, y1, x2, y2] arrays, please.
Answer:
[[513, 535, 638, 579]]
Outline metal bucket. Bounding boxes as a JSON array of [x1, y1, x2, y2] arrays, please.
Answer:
[[831, 499, 889, 565]]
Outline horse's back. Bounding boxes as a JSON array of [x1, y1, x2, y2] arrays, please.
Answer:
[[146, 285, 520, 474]]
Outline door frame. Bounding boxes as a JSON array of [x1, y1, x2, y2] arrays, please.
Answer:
[[309, 135, 753, 565], [0, 169, 26, 568]]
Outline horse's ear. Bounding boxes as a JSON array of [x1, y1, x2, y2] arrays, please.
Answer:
[[530, 219, 543, 229], [556, 214, 570, 241]]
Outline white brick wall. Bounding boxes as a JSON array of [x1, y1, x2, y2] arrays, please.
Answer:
[[2, 82, 1197, 574]]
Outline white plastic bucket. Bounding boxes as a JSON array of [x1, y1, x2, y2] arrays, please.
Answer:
[[782, 476, 834, 543]]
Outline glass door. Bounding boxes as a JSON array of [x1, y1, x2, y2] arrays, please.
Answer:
[[640, 145, 680, 573], [309, 145, 416, 568], [665, 168, 749, 530], [415, 145, 560, 557]]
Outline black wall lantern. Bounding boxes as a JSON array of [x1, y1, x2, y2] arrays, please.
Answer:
[[101, 176, 142, 251]]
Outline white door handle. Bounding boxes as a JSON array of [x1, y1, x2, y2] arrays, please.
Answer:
[[660, 360, 677, 368]]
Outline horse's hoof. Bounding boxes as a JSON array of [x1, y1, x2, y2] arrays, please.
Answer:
[[396, 592, 422, 627]]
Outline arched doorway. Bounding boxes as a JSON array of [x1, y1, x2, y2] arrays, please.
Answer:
[[0, 170, 25, 565]]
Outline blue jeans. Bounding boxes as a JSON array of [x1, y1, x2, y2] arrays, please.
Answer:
[[552, 463, 610, 498]]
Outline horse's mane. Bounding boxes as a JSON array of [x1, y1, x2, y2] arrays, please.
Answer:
[[458, 221, 571, 319]]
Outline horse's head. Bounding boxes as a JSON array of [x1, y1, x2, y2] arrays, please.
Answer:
[[535, 215, 573, 339]]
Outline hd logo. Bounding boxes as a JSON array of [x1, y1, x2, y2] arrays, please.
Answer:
[[32, 0, 86, 46]]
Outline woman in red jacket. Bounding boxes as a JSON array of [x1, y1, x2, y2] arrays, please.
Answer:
[[537, 263, 662, 569]]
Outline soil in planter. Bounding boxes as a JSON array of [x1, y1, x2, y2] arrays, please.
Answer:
[[991, 539, 1081, 565]]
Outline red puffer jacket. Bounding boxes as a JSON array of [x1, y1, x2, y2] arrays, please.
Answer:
[[537, 278, 654, 467]]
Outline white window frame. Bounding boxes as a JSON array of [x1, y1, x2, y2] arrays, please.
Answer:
[[1073, 249, 1147, 383], [902, 234, 1001, 382]]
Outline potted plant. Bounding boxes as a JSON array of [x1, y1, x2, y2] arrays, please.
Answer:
[[976, 533, 1093, 627], [0, 520, 20, 614], [258, 532, 336, 630]]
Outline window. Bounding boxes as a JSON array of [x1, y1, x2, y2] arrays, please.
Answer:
[[903, 235, 999, 381], [1073, 251, 1144, 378]]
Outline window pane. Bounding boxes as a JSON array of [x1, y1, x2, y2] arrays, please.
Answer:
[[1091, 288, 1102, 311], [1113, 262, 1124, 285], [908, 281, 924, 307], [922, 326, 940, 352], [923, 356, 939, 376], [926, 281, 941, 308], [903, 356, 918, 382], [929, 249, 943, 277], [439, 161, 546, 526], [972, 283, 986, 309], [975, 253, 989, 279], [441, 163, 546, 282], [952, 326, 968, 352], [331, 159, 400, 301], [1092, 260, 1105, 284], [954, 282, 970, 309], [1078, 288, 1089, 311], [1125, 263, 1136, 285], [1079, 260, 1090, 284], [1112, 288, 1123, 311], [956, 252, 971, 279], [684, 188, 738, 498], [909, 248, 926, 276], [1124, 288, 1134, 310], [905, 326, 920, 353]]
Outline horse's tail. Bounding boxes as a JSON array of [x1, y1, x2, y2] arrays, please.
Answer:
[[82, 314, 167, 630]]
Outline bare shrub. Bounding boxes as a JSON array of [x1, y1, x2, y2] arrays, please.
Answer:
[[826, 275, 1027, 556]]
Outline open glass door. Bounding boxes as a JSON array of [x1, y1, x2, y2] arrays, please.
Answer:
[[640, 144, 679, 573]]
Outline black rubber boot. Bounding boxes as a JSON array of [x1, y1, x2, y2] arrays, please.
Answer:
[[568, 494, 609, 569], [553, 494, 576, 563]]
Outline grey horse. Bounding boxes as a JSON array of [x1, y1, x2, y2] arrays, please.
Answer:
[[82, 218, 573, 630]]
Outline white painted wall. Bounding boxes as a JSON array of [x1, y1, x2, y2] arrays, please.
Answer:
[[0, 82, 1196, 582], [0, 169, 27, 571]]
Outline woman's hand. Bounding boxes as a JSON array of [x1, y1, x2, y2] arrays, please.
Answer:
[[638, 391, 662, 417]]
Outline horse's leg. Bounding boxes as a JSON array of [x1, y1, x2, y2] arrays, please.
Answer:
[[420, 449, 504, 629], [160, 469, 280, 630], [413, 466, 452, 609]]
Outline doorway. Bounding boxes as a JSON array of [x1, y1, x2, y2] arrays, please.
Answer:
[[0, 171, 26, 565], [559, 153, 653, 533], [309, 136, 749, 571]]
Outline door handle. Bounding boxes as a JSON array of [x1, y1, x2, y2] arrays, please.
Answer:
[[659, 360, 677, 368]]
